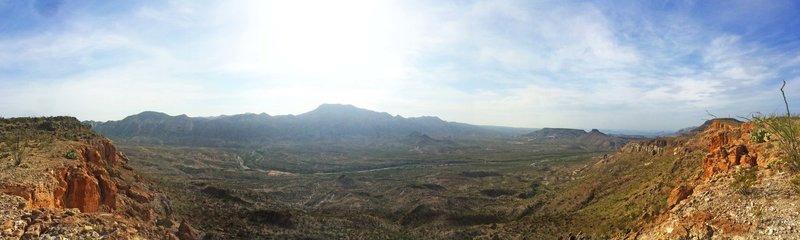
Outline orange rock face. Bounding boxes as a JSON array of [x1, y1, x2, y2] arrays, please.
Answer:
[[63, 170, 101, 212], [0, 139, 135, 213], [95, 170, 118, 208], [0, 119, 184, 238], [702, 121, 761, 179], [58, 140, 124, 213]]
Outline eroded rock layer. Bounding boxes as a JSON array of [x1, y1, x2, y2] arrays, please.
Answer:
[[0, 117, 192, 239]]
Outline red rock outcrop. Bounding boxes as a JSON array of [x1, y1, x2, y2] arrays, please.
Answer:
[[0, 117, 187, 238], [39, 140, 126, 213], [1, 139, 164, 217], [61, 169, 101, 212], [701, 120, 762, 179]]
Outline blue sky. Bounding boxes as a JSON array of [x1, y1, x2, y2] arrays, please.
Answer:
[[0, 0, 799, 130]]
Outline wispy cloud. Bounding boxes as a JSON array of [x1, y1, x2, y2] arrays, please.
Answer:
[[0, 0, 798, 130]]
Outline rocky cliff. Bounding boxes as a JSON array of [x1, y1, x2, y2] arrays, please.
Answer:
[[0, 117, 196, 239]]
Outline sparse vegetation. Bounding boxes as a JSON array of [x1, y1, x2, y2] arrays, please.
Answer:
[[121, 139, 614, 238], [65, 148, 78, 159], [1, 117, 100, 167], [3, 130, 30, 167], [10, 135, 26, 166], [752, 115, 800, 170], [751, 81, 800, 170], [731, 167, 758, 194], [751, 129, 771, 143]]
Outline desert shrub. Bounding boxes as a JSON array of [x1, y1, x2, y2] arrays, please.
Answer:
[[8, 133, 27, 167], [65, 149, 78, 159], [750, 129, 771, 143], [731, 167, 757, 194], [751, 80, 800, 170], [752, 115, 800, 170]]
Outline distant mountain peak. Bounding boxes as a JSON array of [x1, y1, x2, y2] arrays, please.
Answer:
[[300, 104, 392, 120], [587, 129, 608, 136], [123, 111, 171, 121], [306, 104, 364, 114], [138, 111, 170, 116], [90, 104, 522, 147], [313, 103, 360, 111]]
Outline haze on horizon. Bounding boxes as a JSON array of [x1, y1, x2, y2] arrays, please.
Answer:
[[1, 0, 799, 131]]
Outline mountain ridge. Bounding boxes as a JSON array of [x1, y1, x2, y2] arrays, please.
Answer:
[[521, 127, 630, 149], [87, 104, 532, 147]]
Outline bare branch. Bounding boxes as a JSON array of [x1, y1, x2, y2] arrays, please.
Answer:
[[705, 110, 718, 119], [782, 80, 790, 117]]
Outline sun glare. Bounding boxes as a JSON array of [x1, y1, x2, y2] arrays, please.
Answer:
[[237, 0, 406, 76]]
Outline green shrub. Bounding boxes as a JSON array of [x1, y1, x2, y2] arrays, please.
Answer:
[[731, 167, 757, 194], [65, 149, 78, 159], [752, 80, 800, 170], [752, 115, 800, 170], [750, 129, 771, 143]]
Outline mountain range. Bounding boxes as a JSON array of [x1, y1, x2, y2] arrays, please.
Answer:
[[87, 104, 532, 147], [521, 127, 631, 149]]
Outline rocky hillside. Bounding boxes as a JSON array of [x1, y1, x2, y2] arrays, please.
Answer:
[[634, 118, 800, 239], [0, 117, 197, 239], [473, 118, 798, 239], [521, 128, 630, 149], [89, 104, 525, 147]]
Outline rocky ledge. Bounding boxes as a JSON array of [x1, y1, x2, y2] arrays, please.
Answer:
[[0, 117, 198, 239]]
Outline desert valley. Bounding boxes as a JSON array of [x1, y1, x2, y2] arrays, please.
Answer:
[[2, 104, 800, 239], [2, 0, 800, 239]]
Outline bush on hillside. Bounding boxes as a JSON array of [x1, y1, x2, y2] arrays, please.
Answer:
[[65, 149, 78, 159], [752, 115, 800, 170], [731, 167, 757, 194], [751, 81, 800, 170], [750, 129, 771, 143]]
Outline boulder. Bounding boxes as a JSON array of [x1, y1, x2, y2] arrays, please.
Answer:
[[667, 185, 693, 209]]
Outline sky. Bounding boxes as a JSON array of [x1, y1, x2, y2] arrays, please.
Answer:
[[1, 0, 799, 131]]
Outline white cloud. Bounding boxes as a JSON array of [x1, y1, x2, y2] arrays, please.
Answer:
[[1, 0, 799, 130]]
